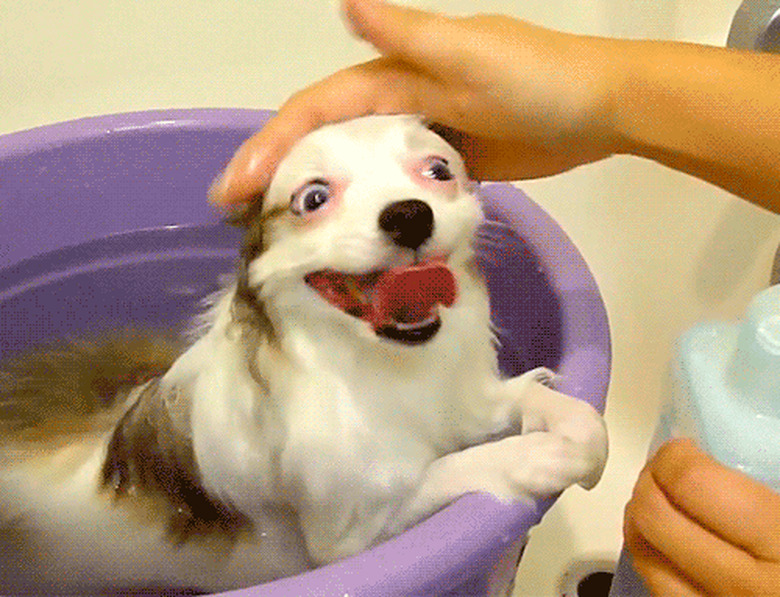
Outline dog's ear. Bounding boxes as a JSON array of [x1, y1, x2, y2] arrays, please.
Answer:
[[223, 195, 265, 229], [223, 196, 266, 287], [226, 195, 288, 263], [426, 122, 468, 156], [425, 121, 480, 186], [226, 197, 279, 343]]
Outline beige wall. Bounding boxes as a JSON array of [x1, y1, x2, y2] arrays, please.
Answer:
[[2, 1, 778, 594]]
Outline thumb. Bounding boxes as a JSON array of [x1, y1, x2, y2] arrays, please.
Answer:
[[342, 0, 464, 77]]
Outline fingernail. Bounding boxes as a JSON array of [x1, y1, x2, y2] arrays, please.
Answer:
[[209, 147, 270, 206], [342, 0, 382, 40], [207, 171, 229, 205], [341, 0, 363, 39]]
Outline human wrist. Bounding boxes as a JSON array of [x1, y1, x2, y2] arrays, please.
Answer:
[[605, 38, 748, 159], [550, 32, 627, 159], [605, 38, 671, 159], [603, 38, 780, 211]]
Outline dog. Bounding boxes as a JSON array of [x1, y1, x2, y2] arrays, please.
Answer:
[[0, 114, 607, 594]]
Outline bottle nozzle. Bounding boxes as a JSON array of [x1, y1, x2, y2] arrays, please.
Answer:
[[728, 286, 780, 418]]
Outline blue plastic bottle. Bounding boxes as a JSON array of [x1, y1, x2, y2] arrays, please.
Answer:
[[610, 284, 780, 596], [670, 284, 780, 490]]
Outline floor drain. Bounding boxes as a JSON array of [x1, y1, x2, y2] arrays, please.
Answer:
[[576, 571, 614, 596], [558, 558, 616, 597]]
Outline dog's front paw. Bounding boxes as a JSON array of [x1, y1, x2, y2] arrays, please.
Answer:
[[497, 378, 608, 487], [507, 430, 607, 497], [386, 429, 596, 535], [525, 366, 556, 388]]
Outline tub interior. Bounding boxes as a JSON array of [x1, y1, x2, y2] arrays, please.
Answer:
[[0, 110, 608, 597]]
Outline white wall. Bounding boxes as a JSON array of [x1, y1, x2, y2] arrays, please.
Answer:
[[2, 1, 778, 595]]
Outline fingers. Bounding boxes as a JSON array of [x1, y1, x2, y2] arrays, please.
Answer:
[[210, 0, 453, 206], [209, 70, 367, 205], [208, 107, 316, 206], [623, 520, 706, 596], [624, 438, 780, 595], [209, 58, 438, 206], [626, 454, 759, 594], [343, 0, 432, 52], [343, 0, 466, 77], [345, 1, 543, 92], [209, 0, 493, 206], [651, 438, 780, 561]]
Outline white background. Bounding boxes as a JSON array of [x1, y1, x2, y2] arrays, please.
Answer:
[[2, 1, 779, 594]]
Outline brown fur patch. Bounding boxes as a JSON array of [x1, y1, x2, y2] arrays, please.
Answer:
[[101, 378, 250, 543], [0, 329, 181, 445], [228, 205, 288, 344], [0, 514, 45, 594], [0, 328, 249, 544]]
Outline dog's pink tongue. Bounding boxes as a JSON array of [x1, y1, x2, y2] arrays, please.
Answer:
[[371, 263, 457, 328]]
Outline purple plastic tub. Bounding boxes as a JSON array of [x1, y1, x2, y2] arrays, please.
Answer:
[[0, 109, 610, 597]]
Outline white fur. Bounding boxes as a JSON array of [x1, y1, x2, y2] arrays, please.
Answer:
[[0, 115, 607, 593]]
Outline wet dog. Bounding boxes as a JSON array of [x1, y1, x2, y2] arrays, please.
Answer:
[[0, 115, 607, 594]]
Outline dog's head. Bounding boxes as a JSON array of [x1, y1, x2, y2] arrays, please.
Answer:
[[233, 115, 484, 346]]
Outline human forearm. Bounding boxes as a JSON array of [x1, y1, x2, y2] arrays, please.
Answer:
[[608, 39, 780, 214], [209, 0, 780, 215]]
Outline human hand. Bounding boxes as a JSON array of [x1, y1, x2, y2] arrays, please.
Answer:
[[624, 438, 780, 595], [209, 0, 620, 205]]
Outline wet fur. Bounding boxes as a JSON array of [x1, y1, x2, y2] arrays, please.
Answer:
[[0, 330, 180, 442], [0, 116, 607, 594], [0, 330, 240, 539], [101, 378, 250, 542]]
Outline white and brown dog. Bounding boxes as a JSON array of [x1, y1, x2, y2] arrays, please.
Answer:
[[0, 115, 607, 594]]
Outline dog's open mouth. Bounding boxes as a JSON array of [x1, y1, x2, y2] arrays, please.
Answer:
[[305, 261, 457, 345]]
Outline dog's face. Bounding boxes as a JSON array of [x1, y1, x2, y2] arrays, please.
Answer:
[[242, 115, 483, 345]]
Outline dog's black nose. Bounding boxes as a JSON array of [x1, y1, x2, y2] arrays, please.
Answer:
[[378, 199, 434, 251]]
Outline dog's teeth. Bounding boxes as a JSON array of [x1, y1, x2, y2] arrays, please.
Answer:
[[393, 314, 438, 331]]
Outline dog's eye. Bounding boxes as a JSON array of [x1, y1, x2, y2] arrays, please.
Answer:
[[422, 157, 454, 182], [291, 180, 331, 215]]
